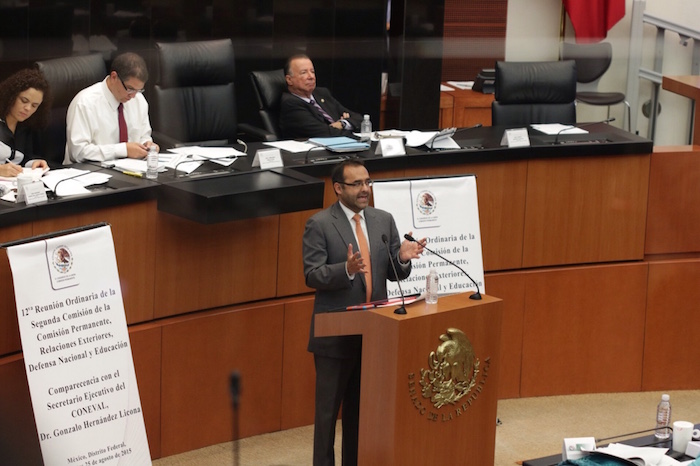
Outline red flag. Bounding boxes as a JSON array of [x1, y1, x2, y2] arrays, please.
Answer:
[[563, 0, 625, 43]]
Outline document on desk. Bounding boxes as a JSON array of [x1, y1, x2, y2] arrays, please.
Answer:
[[404, 130, 460, 149], [169, 146, 243, 165], [42, 168, 110, 196], [264, 140, 317, 153], [593, 443, 686, 466], [531, 123, 588, 135]]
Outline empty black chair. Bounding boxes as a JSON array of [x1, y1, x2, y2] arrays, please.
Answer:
[[151, 39, 272, 148], [249, 69, 287, 141], [560, 41, 631, 130], [35, 54, 106, 165], [492, 60, 577, 126]]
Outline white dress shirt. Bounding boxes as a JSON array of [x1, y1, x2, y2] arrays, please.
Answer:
[[64, 77, 153, 164]]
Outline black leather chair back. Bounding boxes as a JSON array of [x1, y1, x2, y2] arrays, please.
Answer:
[[250, 69, 286, 140], [560, 42, 612, 84], [492, 60, 577, 126], [153, 39, 238, 146], [35, 54, 106, 164]]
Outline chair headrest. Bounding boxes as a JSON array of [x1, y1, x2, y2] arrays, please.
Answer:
[[156, 39, 235, 89], [560, 42, 613, 83], [250, 69, 287, 109], [495, 60, 577, 104], [35, 53, 106, 107]]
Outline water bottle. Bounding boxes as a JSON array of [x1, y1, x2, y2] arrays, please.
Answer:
[[426, 269, 439, 304], [654, 393, 671, 439], [146, 145, 159, 180], [360, 114, 372, 141]]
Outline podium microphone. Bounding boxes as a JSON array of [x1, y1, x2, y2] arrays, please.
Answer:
[[404, 234, 482, 300], [553, 117, 615, 145], [381, 234, 407, 315]]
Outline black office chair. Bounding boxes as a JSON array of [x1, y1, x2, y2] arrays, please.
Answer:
[[560, 41, 631, 130], [35, 53, 106, 165], [151, 39, 273, 148], [249, 69, 287, 141], [491, 60, 577, 126]]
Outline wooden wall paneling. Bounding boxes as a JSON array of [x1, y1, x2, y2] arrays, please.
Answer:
[[404, 160, 527, 271], [0, 222, 33, 356], [159, 303, 285, 456], [32, 201, 157, 325], [280, 296, 316, 430], [154, 213, 279, 318], [643, 260, 700, 390], [129, 325, 162, 460], [646, 146, 700, 255], [520, 263, 648, 397], [522, 155, 650, 268], [0, 355, 42, 465], [484, 272, 526, 399]]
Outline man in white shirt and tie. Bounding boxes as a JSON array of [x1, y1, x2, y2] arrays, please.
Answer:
[[64, 52, 159, 164]]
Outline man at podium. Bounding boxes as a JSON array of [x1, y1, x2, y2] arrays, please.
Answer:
[[302, 159, 425, 466]]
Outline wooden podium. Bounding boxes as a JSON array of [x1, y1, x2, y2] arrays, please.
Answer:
[[315, 292, 502, 465]]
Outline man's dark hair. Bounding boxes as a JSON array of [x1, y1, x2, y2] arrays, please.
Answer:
[[284, 54, 311, 77], [331, 159, 365, 185], [111, 52, 149, 83], [0, 68, 52, 129]]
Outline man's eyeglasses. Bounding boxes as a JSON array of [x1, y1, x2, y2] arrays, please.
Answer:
[[338, 179, 373, 188], [118, 75, 145, 95]]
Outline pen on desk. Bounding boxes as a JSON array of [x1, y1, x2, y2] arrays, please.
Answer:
[[122, 170, 143, 178]]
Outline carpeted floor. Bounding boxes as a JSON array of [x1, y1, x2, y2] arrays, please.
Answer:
[[152, 390, 700, 465]]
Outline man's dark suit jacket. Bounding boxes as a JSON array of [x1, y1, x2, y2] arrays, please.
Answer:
[[302, 202, 410, 358], [279, 87, 363, 140]]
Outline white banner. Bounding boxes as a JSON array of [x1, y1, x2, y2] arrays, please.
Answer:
[[373, 175, 485, 298], [7, 225, 150, 466]]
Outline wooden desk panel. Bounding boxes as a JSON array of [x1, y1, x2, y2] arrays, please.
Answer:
[[662, 75, 700, 145], [484, 272, 526, 399], [0, 222, 32, 355], [644, 260, 700, 390], [646, 146, 700, 254], [520, 263, 648, 397], [280, 297, 315, 430], [0, 355, 42, 465], [523, 154, 650, 267], [32, 201, 157, 324], [154, 213, 279, 318], [452, 89, 494, 127], [405, 161, 527, 271], [129, 325, 162, 459], [159, 303, 284, 457]]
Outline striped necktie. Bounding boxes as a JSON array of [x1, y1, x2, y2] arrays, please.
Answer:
[[310, 99, 334, 124]]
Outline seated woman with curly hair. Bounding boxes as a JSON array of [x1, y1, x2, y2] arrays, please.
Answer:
[[0, 68, 51, 177]]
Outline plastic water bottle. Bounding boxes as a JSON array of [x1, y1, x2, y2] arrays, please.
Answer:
[[360, 114, 372, 141], [654, 394, 671, 439], [426, 269, 439, 304], [146, 145, 159, 180]]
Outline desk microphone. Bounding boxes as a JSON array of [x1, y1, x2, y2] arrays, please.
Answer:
[[172, 152, 242, 178], [427, 123, 483, 150], [553, 117, 615, 145], [381, 234, 407, 315], [404, 233, 482, 300]]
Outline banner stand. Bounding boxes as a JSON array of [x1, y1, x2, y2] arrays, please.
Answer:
[[4, 222, 151, 466]]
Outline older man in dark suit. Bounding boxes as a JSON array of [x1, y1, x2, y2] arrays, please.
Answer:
[[280, 54, 363, 139], [302, 159, 425, 466]]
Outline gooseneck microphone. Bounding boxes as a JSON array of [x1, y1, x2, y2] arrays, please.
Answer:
[[553, 117, 615, 145], [381, 234, 407, 315], [404, 234, 482, 300]]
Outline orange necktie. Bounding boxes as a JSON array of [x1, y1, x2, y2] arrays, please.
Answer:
[[353, 214, 372, 302]]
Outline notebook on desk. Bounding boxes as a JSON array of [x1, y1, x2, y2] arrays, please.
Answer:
[[308, 136, 370, 153]]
